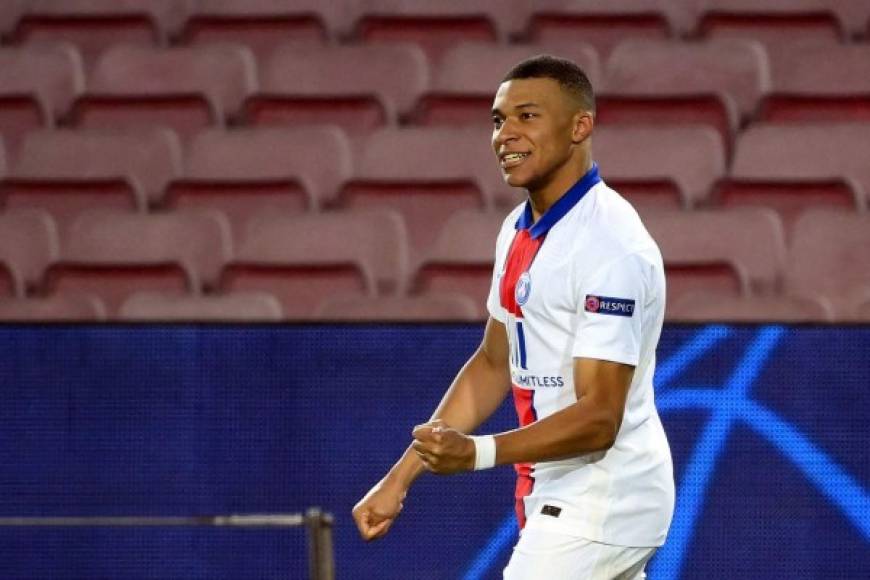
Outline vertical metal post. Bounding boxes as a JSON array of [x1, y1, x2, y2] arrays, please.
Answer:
[[305, 507, 334, 580]]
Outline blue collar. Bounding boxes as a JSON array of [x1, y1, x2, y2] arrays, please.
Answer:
[[515, 163, 601, 239]]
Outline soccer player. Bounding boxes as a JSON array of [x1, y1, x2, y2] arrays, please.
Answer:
[[353, 55, 674, 579]]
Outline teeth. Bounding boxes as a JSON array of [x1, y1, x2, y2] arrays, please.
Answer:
[[503, 153, 528, 162]]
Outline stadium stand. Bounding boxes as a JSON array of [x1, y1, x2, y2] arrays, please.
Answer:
[[0, 209, 59, 297], [317, 292, 481, 322], [180, 0, 360, 58], [786, 209, 870, 321], [222, 210, 409, 318], [413, 41, 600, 128], [118, 290, 283, 321], [166, 126, 351, 237], [0, 293, 107, 321], [244, 43, 427, 133], [413, 209, 505, 312], [522, 0, 688, 58], [2, 128, 182, 231], [0, 44, 85, 156], [10, 0, 185, 67], [70, 44, 257, 139], [45, 209, 232, 316], [667, 292, 836, 323]]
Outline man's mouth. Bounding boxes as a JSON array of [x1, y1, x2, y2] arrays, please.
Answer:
[[500, 152, 530, 169]]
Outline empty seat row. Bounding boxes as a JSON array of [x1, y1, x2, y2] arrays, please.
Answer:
[[3, 1, 869, 64], [0, 206, 867, 322]]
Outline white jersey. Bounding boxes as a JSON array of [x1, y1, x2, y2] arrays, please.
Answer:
[[486, 164, 674, 547]]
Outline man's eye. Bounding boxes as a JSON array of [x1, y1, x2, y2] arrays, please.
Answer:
[[521, 112, 536, 120], [492, 117, 503, 128]]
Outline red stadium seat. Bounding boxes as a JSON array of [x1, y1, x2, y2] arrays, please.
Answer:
[[167, 127, 351, 237], [245, 44, 427, 132], [222, 210, 410, 318], [180, 0, 356, 59], [71, 44, 257, 138], [413, 41, 601, 127], [46, 209, 232, 315], [644, 208, 787, 306], [761, 43, 870, 123], [0, 293, 107, 321], [697, 0, 846, 53], [340, 127, 503, 260], [668, 292, 835, 323], [354, 0, 529, 64], [786, 209, 870, 320], [317, 292, 482, 322], [3, 129, 182, 231], [0, 209, 59, 297], [413, 209, 506, 310], [0, 44, 85, 154], [732, 123, 870, 209], [603, 38, 769, 128], [595, 126, 727, 209], [524, 0, 684, 59], [11, 0, 185, 67], [118, 290, 283, 322]]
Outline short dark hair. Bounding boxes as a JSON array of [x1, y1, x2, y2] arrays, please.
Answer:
[[502, 55, 596, 113]]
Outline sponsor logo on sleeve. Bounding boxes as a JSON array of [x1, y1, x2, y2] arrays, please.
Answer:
[[584, 295, 635, 317]]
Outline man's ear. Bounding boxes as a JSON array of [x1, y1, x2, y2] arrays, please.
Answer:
[[572, 110, 594, 144]]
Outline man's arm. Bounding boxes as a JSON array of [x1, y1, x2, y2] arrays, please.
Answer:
[[352, 317, 511, 541], [412, 357, 634, 473]]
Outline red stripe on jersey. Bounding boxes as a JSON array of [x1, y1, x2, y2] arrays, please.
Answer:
[[511, 385, 538, 528], [499, 229, 544, 318]]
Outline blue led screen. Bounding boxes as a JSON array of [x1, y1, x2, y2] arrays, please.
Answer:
[[0, 325, 867, 579]]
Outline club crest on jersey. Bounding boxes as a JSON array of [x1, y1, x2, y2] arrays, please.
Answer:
[[585, 295, 635, 317], [515, 272, 532, 306]]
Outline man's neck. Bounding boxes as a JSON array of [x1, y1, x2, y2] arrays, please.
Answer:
[[527, 157, 593, 221]]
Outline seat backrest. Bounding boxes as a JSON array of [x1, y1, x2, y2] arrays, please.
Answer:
[[119, 290, 283, 321], [604, 38, 770, 118], [595, 126, 726, 206], [184, 127, 352, 206], [263, 43, 428, 120], [0, 294, 107, 321], [21, 0, 188, 37], [317, 292, 482, 322], [0, 209, 59, 293], [0, 44, 85, 118], [13, 128, 183, 204], [89, 44, 257, 117], [769, 42, 870, 96]]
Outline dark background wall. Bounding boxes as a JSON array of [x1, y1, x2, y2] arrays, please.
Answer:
[[0, 325, 867, 579]]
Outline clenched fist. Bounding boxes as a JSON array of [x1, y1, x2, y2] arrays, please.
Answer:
[[411, 419, 476, 475]]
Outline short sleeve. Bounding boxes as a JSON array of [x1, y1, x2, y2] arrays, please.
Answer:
[[572, 252, 650, 366]]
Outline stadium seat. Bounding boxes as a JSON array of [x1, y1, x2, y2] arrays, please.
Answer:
[[70, 44, 257, 138], [760, 43, 870, 123], [340, 127, 503, 260], [11, 0, 185, 67], [667, 292, 835, 323], [0, 293, 107, 321], [46, 209, 232, 315], [412, 41, 601, 127], [3, 128, 182, 231], [167, 127, 351, 236], [0, 210, 59, 297], [413, 209, 506, 310], [697, 0, 846, 53], [603, 38, 769, 134], [644, 208, 787, 306], [595, 126, 726, 209], [244, 43, 427, 133], [0, 0, 23, 39], [180, 0, 356, 58], [851, 291, 870, 323], [0, 44, 85, 155], [118, 290, 283, 322], [732, 123, 870, 208], [523, 0, 685, 58], [786, 209, 870, 320], [354, 0, 529, 64], [222, 210, 409, 318], [317, 292, 482, 322]]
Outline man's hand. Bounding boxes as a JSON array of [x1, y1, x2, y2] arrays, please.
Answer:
[[411, 419, 476, 474], [352, 477, 406, 542]]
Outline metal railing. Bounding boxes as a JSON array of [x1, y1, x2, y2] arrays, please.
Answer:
[[0, 508, 335, 580]]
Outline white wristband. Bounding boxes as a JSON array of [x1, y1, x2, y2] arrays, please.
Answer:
[[471, 435, 497, 471]]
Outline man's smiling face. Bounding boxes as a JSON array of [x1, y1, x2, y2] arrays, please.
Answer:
[[491, 77, 580, 193]]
